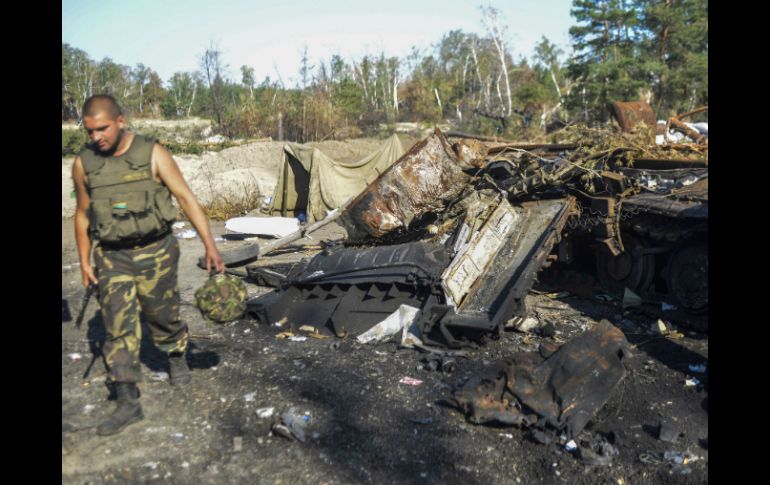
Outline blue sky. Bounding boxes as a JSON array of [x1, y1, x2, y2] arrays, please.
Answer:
[[63, 0, 574, 87]]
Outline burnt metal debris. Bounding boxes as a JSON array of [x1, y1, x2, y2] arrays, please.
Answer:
[[247, 119, 707, 343], [611, 101, 657, 133], [451, 319, 631, 437]]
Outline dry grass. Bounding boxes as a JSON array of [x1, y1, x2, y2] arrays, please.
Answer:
[[181, 171, 263, 221], [203, 179, 262, 221]]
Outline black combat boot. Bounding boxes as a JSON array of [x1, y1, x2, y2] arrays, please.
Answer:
[[168, 352, 191, 386], [96, 382, 143, 436]]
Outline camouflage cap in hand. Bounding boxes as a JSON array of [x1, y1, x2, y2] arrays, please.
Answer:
[[194, 273, 248, 323]]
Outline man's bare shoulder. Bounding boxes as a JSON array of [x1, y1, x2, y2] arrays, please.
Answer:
[[72, 155, 85, 177], [152, 141, 179, 163]]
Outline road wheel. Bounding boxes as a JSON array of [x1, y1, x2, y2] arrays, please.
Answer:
[[666, 242, 708, 313], [596, 232, 655, 296]]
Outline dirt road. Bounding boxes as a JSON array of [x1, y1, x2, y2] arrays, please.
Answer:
[[62, 216, 708, 484]]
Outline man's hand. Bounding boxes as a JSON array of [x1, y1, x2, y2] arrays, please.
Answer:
[[80, 262, 98, 287], [205, 246, 225, 274]]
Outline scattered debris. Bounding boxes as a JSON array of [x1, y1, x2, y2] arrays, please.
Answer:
[[578, 442, 618, 467], [399, 377, 424, 386], [658, 421, 681, 443], [67, 353, 83, 361], [529, 430, 554, 445], [662, 302, 677, 311], [273, 408, 310, 442], [622, 288, 642, 308], [539, 322, 557, 338], [225, 216, 300, 238], [508, 316, 541, 333], [684, 378, 700, 387], [243, 392, 257, 402], [175, 229, 198, 239], [410, 417, 434, 425], [273, 317, 288, 327], [357, 305, 421, 344], [662, 449, 700, 474], [565, 440, 578, 452], [256, 407, 275, 418], [688, 364, 706, 373]]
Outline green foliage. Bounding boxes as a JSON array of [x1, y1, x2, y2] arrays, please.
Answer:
[[566, 0, 707, 124], [566, 0, 648, 123], [61, 1, 706, 139], [62, 129, 87, 156]]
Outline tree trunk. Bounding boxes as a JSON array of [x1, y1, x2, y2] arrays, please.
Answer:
[[469, 42, 485, 110], [550, 69, 562, 100], [490, 34, 512, 117], [187, 82, 197, 117], [393, 73, 399, 114]]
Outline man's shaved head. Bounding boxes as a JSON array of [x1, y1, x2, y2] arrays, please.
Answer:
[[82, 94, 124, 120]]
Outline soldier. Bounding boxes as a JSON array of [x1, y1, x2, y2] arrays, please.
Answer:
[[72, 94, 225, 435]]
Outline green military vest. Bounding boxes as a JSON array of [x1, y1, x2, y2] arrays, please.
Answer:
[[80, 134, 178, 243]]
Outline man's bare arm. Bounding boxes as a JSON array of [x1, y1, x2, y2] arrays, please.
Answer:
[[72, 157, 98, 287], [152, 144, 224, 273]]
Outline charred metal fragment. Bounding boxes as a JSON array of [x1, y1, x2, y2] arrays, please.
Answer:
[[622, 176, 708, 219], [246, 261, 309, 288], [452, 319, 631, 437]]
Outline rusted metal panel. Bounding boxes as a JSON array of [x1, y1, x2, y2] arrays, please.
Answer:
[[452, 138, 488, 168], [611, 101, 657, 132], [589, 196, 624, 256], [340, 128, 473, 241]]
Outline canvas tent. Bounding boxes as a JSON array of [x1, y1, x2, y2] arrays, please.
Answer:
[[269, 134, 405, 223]]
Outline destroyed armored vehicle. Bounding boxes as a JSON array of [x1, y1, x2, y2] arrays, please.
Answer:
[[248, 130, 576, 347], [246, 122, 707, 347], [589, 160, 707, 313], [568, 104, 708, 314]]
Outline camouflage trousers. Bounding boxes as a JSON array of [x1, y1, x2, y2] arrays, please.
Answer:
[[94, 233, 188, 383]]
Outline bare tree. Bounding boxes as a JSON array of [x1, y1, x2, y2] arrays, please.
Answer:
[[200, 43, 228, 129], [241, 65, 255, 98], [133, 63, 151, 117], [480, 5, 512, 117]]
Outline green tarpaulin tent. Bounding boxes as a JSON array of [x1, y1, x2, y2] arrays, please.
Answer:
[[269, 134, 405, 223]]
